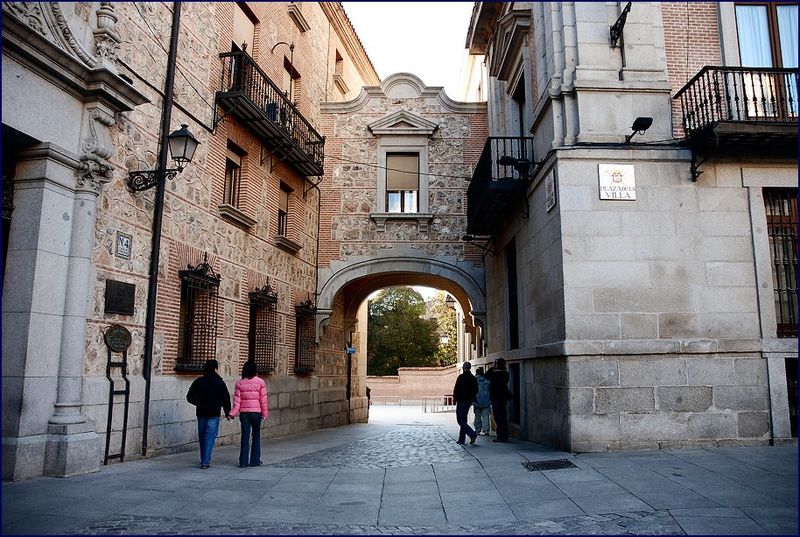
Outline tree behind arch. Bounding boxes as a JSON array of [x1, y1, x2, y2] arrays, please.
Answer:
[[367, 287, 440, 376]]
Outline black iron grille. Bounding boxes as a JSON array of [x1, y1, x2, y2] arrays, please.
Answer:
[[175, 257, 220, 371], [294, 300, 316, 373], [249, 285, 278, 374], [764, 189, 798, 338], [522, 459, 578, 471]]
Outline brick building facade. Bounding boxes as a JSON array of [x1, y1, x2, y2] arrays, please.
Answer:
[[2, 1, 384, 481]]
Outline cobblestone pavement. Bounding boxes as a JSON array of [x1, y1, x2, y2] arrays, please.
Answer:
[[271, 426, 471, 468], [73, 511, 683, 535], [3, 406, 797, 535]]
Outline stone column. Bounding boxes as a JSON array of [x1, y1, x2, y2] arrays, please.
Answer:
[[43, 104, 116, 477], [2, 144, 86, 480], [43, 159, 107, 477]]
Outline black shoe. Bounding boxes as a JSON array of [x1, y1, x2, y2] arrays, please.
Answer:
[[456, 440, 465, 444], [470, 435, 477, 445]]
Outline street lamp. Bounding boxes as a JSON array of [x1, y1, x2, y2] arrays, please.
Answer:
[[127, 124, 199, 191]]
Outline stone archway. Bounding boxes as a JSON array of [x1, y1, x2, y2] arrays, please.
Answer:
[[315, 252, 486, 343]]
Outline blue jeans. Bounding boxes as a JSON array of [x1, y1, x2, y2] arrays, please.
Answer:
[[239, 412, 262, 467], [197, 416, 220, 466], [456, 401, 477, 443]]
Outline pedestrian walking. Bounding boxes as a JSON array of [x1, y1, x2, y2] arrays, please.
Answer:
[[452, 361, 479, 445], [186, 359, 232, 469], [229, 361, 269, 468], [487, 358, 511, 442], [473, 367, 492, 435]]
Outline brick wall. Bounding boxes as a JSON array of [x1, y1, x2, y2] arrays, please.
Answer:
[[367, 367, 458, 401], [661, 2, 722, 137]]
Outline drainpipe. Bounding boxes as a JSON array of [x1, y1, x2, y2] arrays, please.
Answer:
[[141, 1, 182, 456]]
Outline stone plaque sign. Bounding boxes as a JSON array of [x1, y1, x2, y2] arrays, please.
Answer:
[[115, 231, 132, 260], [105, 280, 135, 316], [598, 164, 636, 200], [104, 324, 132, 353], [545, 170, 557, 212]]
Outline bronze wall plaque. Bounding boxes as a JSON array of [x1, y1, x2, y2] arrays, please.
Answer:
[[105, 280, 135, 316], [104, 324, 132, 353]]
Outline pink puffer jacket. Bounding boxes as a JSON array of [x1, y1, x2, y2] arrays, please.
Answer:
[[229, 376, 268, 419]]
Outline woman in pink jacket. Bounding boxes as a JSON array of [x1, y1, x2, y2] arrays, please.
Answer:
[[229, 361, 269, 467]]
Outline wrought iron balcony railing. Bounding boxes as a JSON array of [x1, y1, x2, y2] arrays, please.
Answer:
[[217, 51, 324, 177], [674, 66, 798, 149], [467, 137, 536, 236]]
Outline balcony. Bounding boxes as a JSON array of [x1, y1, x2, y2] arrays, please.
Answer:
[[467, 137, 535, 236], [674, 66, 797, 156], [216, 51, 324, 177]]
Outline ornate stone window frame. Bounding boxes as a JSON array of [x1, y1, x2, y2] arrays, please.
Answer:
[[367, 111, 438, 232]]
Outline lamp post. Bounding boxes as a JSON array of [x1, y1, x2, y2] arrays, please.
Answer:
[[127, 124, 199, 191], [130, 121, 198, 458]]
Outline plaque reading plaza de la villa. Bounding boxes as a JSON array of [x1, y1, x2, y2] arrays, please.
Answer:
[[598, 164, 636, 200]]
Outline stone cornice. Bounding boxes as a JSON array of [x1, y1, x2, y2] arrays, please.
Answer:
[[2, 11, 148, 112], [321, 73, 487, 114], [319, 2, 380, 86]]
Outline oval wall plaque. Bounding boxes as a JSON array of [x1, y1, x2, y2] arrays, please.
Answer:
[[104, 324, 132, 353]]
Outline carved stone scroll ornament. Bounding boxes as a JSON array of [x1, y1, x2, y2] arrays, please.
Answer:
[[78, 107, 117, 193]]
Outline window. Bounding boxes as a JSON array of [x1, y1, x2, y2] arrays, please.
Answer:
[[249, 284, 278, 374], [176, 257, 220, 371], [224, 144, 244, 207], [512, 78, 527, 137], [506, 239, 519, 350], [335, 50, 344, 76], [233, 2, 256, 53], [294, 300, 316, 373], [277, 183, 291, 236], [282, 59, 301, 105], [736, 3, 798, 68], [735, 3, 798, 118], [333, 50, 349, 96], [764, 189, 798, 338], [386, 153, 419, 213]]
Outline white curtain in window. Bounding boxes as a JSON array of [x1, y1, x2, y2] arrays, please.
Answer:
[[777, 5, 798, 68], [736, 5, 772, 67], [778, 5, 798, 117]]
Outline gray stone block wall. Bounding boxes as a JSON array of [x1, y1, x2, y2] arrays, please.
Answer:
[[565, 354, 771, 451]]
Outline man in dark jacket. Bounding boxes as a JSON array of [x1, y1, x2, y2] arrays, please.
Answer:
[[187, 359, 231, 468], [452, 361, 479, 445], [487, 358, 510, 442]]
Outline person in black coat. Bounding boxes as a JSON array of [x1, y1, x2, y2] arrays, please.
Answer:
[[452, 361, 479, 445], [486, 358, 511, 442], [187, 359, 232, 468]]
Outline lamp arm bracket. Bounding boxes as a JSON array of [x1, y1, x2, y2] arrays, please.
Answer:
[[127, 168, 179, 192]]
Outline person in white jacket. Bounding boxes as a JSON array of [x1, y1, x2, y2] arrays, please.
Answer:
[[473, 367, 492, 435], [229, 361, 269, 467]]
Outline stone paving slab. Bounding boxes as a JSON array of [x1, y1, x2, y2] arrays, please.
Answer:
[[2, 406, 796, 535]]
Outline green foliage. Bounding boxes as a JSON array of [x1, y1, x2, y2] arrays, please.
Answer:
[[367, 287, 441, 376], [429, 291, 458, 366]]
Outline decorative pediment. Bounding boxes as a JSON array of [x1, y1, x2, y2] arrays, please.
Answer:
[[367, 111, 438, 137], [489, 9, 531, 81]]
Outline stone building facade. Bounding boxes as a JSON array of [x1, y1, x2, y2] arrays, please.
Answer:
[[315, 73, 488, 397], [463, 2, 797, 451], [2, 1, 381, 481]]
